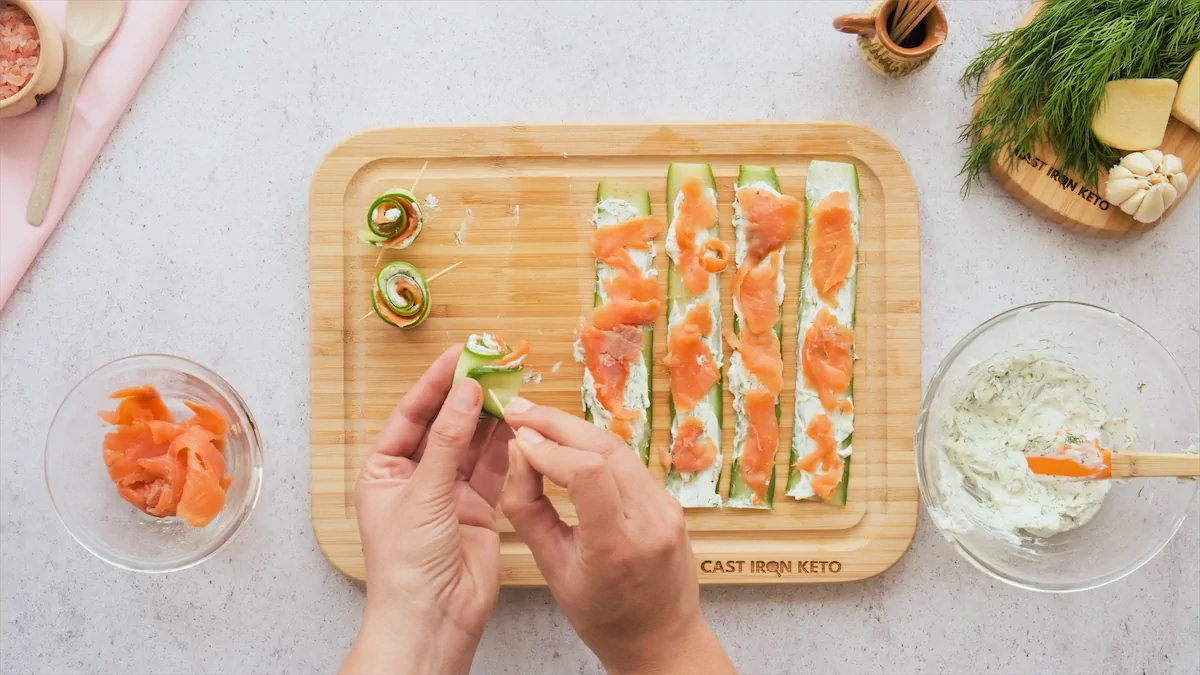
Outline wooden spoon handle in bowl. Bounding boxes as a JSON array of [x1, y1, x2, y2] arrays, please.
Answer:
[[1108, 452, 1200, 479], [26, 47, 98, 226]]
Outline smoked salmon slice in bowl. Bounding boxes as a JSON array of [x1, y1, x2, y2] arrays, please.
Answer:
[[45, 355, 263, 573]]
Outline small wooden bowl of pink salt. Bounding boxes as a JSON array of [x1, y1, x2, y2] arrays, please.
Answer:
[[0, 0, 64, 118]]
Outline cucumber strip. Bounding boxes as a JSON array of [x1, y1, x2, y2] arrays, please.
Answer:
[[581, 182, 656, 465], [726, 165, 789, 510], [786, 161, 860, 505], [360, 187, 424, 249], [473, 368, 524, 418], [454, 333, 526, 419], [664, 163, 723, 508], [371, 262, 431, 329]]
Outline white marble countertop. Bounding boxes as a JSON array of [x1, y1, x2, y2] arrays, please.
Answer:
[[2, 1, 1198, 673]]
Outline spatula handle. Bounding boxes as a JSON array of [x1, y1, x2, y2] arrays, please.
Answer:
[[26, 53, 92, 226], [1111, 452, 1200, 478]]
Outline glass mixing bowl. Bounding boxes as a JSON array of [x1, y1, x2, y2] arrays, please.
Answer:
[[916, 302, 1198, 592], [46, 354, 263, 572]]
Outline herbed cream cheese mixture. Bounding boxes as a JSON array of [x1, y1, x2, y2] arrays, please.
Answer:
[[931, 353, 1127, 544]]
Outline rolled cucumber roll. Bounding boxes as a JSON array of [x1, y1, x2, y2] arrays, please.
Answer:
[[371, 262, 431, 329], [360, 187, 424, 249], [454, 333, 530, 419]]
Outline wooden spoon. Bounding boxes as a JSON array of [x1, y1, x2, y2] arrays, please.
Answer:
[[1024, 436, 1199, 480], [26, 0, 126, 226]]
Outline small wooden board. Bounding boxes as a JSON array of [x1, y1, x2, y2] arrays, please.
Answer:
[[309, 122, 920, 585], [977, 2, 1200, 238]]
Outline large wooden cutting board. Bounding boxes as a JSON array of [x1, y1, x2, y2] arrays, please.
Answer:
[[310, 123, 920, 586]]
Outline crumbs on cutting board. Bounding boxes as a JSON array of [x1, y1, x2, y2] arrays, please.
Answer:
[[454, 208, 473, 247], [523, 370, 542, 384], [423, 193, 439, 210], [511, 204, 520, 226], [550, 361, 562, 373]]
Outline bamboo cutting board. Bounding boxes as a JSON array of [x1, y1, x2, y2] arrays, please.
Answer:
[[310, 122, 920, 586], [977, 2, 1200, 238]]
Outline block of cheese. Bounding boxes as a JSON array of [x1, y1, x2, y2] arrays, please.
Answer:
[[1091, 79, 1178, 151], [1172, 51, 1200, 132]]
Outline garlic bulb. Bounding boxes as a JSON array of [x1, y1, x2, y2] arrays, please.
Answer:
[[1105, 150, 1189, 224]]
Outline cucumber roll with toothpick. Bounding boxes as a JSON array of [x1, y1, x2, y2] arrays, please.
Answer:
[[454, 334, 531, 419]]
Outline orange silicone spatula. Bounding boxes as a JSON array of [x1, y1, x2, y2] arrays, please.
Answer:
[[1025, 440, 1200, 480]]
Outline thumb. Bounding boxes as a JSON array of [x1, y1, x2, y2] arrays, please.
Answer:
[[412, 378, 483, 490], [502, 436, 570, 575]]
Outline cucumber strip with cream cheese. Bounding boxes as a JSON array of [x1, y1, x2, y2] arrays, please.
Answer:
[[582, 181, 655, 465], [360, 187, 424, 249], [664, 162, 724, 508], [786, 160, 860, 505], [726, 165, 787, 509]]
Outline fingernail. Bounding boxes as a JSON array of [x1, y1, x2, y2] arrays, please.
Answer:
[[448, 379, 481, 412], [505, 396, 534, 415], [516, 426, 544, 448]]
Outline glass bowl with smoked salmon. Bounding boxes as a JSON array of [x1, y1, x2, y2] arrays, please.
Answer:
[[46, 355, 263, 572]]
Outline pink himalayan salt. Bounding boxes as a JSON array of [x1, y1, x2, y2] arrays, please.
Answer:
[[0, 2, 40, 100]]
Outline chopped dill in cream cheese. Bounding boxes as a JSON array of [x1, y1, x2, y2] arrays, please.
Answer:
[[932, 353, 1123, 544]]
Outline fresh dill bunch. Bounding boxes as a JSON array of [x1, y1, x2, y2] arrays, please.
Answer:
[[959, 0, 1200, 194]]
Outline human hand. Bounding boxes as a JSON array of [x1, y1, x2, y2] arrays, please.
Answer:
[[501, 399, 736, 675], [341, 345, 512, 675]]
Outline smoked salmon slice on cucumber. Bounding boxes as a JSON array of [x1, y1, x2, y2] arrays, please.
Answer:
[[726, 166, 801, 509], [787, 160, 860, 506], [663, 163, 730, 508], [577, 182, 662, 464]]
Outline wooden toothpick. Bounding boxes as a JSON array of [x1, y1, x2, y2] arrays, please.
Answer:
[[894, 0, 935, 45], [891, 0, 909, 31], [425, 261, 463, 284], [410, 160, 430, 194], [489, 390, 507, 416]]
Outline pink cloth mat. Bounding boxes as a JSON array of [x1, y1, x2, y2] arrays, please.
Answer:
[[0, 0, 188, 311]]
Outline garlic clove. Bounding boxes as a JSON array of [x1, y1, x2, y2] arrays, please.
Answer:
[[1161, 153, 1184, 176], [1133, 187, 1166, 223], [1119, 188, 1147, 216], [1108, 165, 1136, 181], [1106, 176, 1145, 204], [1143, 149, 1164, 171], [1121, 152, 1155, 176], [1169, 171, 1188, 193], [1159, 182, 1178, 208]]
